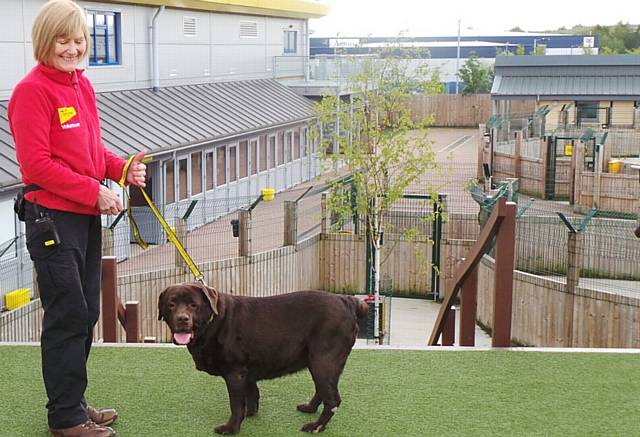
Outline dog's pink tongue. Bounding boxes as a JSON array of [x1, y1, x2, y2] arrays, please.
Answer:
[[174, 332, 192, 345]]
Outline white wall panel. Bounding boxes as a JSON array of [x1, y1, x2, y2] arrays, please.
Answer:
[[211, 13, 266, 45], [0, 0, 26, 43], [211, 45, 268, 77], [0, 44, 27, 99]]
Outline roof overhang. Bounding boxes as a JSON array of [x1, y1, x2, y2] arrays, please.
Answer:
[[94, 0, 329, 19]]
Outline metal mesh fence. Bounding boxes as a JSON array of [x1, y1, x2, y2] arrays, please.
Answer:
[[477, 192, 640, 298]]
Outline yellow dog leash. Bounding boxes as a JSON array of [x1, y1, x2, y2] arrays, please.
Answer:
[[118, 154, 207, 286]]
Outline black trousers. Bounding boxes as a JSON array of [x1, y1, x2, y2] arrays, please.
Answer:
[[25, 202, 102, 429]]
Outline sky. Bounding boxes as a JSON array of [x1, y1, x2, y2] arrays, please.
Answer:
[[309, 0, 640, 37]]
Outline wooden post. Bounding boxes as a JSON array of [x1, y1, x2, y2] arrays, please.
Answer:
[[459, 264, 478, 346], [32, 268, 40, 300], [492, 201, 516, 347], [478, 123, 486, 180], [238, 209, 251, 257], [593, 143, 604, 208], [101, 256, 118, 343], [573, 141, 585, 211], [564, 232, 583, 347], [125, 301, 140, 343], [321, 193, 327, 234], [175, 217, 187, 269], [283, 201, 298, 246], [442, 307, 456, 346], [513, 131, 522, 179], [101, 227, 114, 257], [541, 136, 549, 199]]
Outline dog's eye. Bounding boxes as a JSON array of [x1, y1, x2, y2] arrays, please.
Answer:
[[168, 302, 176, 309], [189, 303, 198, 309]]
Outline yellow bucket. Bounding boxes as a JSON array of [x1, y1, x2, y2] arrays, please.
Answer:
[[608, 160, 622, 174], [5, 288, 30, 311], [261, 188, 275, 201]]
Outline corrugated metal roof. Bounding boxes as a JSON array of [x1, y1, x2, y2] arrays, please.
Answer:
[[492, 54, 640, 100], [0, 78, 316, 191]]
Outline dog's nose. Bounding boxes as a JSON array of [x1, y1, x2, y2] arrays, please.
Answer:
[[177, 313, 190, 323]]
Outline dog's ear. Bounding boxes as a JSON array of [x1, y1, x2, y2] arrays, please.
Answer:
[[157, 288, 168, 321], [196, 283, 219, 316]]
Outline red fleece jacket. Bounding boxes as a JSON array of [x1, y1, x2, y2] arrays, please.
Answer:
[[9, 64, 125, 215]]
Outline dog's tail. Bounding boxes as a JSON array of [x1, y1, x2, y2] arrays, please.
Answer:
[[353, 297, 369, 319]]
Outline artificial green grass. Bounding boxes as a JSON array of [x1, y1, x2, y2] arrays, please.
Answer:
[[1, 346, 639, 436]]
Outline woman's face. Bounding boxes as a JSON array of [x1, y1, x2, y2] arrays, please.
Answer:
[[50, 31, 86, 73]]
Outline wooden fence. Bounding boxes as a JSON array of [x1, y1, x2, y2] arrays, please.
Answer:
[[410, 95, 535, 128], [488, 131, 640, 211], [477, 255, 640, 348]]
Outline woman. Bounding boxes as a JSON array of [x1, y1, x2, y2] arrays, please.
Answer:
[[8, 1, 146, 436]]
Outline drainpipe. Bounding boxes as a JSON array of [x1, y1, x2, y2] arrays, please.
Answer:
[[304, 19, 309, 82], [151, 6, 165, 92]]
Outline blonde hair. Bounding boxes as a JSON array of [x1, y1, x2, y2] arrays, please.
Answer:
[[32, 0, 90, 64]]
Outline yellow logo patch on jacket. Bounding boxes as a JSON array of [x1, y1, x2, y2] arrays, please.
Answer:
[[57, 106, 77, 124]]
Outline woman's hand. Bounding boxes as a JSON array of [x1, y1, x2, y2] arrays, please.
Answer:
[[97, 184, 123, 215], [126, 151, 147, 187]]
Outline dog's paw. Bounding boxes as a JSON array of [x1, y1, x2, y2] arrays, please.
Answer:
[[214, 424, 239, 435], [301, 422, 325, 433], [297, 403, 318, 414]]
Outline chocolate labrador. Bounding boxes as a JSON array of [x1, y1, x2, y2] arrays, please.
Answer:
[[157, 282, 368, 435]]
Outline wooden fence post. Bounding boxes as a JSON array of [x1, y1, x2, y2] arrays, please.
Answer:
[[101, 228, 114, 257], [459, 264, 478, 346], [492, 202, 516, 347], [564, 232, 583, 347], [321, 193, 327, 234], [125, 301, 140, 343], [101, 256, 118, 343], [478, 124, 486, 180], [175, 217, 187, 269], [593, 143, 604, 208], [284, 201, 298, 246], [573, 141, 585, 210], [239, 210, 251, 257], [442, 307, 456, 346], [514, 131, 522, 179]]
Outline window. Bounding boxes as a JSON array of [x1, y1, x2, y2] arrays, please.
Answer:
[[277, 131, 285, 165], [250, 139, 258, 175], [293, 129, 300, 160], [269, 135, 276, 168], [285, 131, 293, 163], [178, 158, 188, 200], [216, 147, 226, 186], [229, 145, 237, 182], [239, 141, 248, 179], [301, 127, 308, 157], [165, 160, 175, 204], [259, 136, 267, 171], [576, 101, 599, 122], [86, 11, 121, 66], [191, 152, 202, 195], [206, 151, 214, 190], [284, 30, 297, 54]]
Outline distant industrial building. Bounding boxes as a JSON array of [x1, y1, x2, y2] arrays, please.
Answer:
[[311, 34, 599, 93]]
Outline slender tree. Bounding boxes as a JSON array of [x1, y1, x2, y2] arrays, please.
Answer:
[[312, 44, 441, 338]]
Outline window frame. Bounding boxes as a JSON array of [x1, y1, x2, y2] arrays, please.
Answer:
[[283, 30, 297, 54], [87, 10, 122, 66]]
